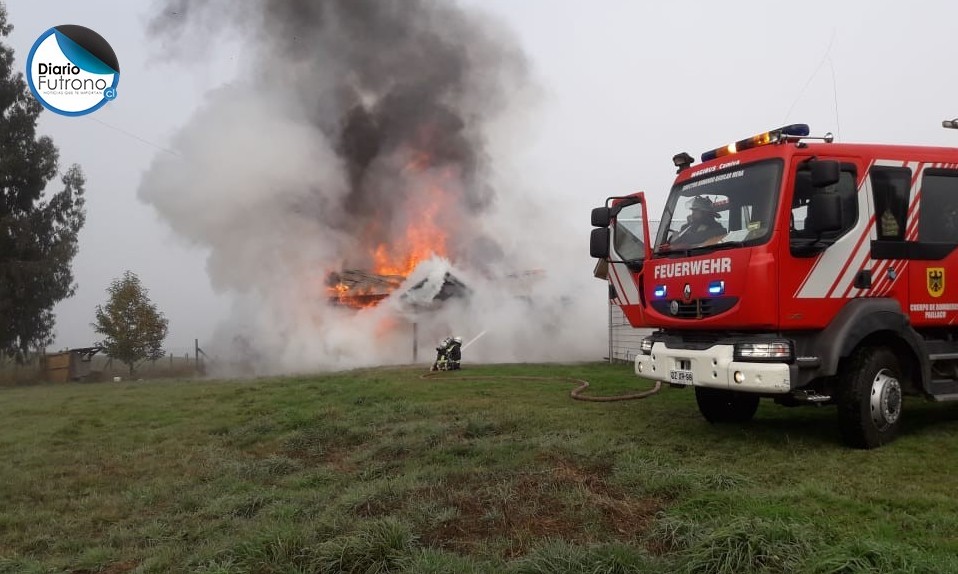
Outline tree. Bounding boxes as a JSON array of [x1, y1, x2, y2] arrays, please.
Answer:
[[92, 271, 169, 376], [0, 4, 86, 360]]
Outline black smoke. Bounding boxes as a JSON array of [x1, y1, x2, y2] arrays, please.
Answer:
[[149, 0, 527, 270]]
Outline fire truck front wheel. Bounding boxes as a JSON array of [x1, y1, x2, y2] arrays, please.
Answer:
[[694, 388, 760, 424], [837, 346, 903, 449]]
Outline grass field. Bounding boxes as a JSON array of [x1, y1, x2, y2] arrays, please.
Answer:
[[3, 363, 958, 573]]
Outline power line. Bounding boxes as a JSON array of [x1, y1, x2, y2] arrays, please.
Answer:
[[782, 29, 837, 125], [85, 116, 183, 158]]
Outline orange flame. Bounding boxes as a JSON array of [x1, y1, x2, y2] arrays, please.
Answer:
[[327, 154, 456, 309], [329, 281, 391, 310], [371, 180, 451, 276]]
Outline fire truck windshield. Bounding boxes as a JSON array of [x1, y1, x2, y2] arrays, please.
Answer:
[[654, 160, 782, 255]]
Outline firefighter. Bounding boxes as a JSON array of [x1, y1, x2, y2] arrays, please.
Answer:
[[431, 336, 463, 371], [447, 336, 463, 370], [673, 196, 726, 246], [431, 337, 451, 371]]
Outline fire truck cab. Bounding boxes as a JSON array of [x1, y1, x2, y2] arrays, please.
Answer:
[[591, 124, 958, 448]]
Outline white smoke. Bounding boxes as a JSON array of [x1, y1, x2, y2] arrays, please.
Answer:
[[140, 0, 607, 374]]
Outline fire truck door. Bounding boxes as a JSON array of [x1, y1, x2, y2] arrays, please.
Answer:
[[906, 167, 958, 325], [867, 164, 912, 302], [607, 194, 651, 327], [780, 160, 865, 328]]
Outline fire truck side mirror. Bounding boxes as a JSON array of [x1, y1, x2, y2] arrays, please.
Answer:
[[590, 228, 611, 259], [592, 207, 611, 228], [806, 192, 843, 234], [809, 159, 841, 188]]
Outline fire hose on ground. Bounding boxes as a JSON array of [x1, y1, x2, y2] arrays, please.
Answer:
[[423, 332, 659, 401], [421, 370, 661, 401]]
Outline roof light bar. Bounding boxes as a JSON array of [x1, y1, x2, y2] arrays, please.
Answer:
[[701, 124, 810, 163]]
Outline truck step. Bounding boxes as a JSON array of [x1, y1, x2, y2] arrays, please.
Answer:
[[929, 379, 958, 401], [790, 389, 831, 403], [926, 339, 958, 355], [795, 356, 821, 369], [930, 352, 958, 362]]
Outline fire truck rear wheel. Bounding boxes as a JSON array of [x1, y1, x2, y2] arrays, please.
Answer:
[[837, 346, 903, 449], [694, 387, 760, 423]]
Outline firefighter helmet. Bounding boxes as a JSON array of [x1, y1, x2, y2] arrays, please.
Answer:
[[689, 196, 719, 217]]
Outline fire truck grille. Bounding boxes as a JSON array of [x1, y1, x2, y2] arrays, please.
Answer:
[[651, 297, 739, 319]]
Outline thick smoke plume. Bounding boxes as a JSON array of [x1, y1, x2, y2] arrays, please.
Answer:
[[140, 0, 606, 373]]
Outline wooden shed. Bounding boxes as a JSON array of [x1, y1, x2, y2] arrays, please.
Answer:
[[44, 347, 102, 383]]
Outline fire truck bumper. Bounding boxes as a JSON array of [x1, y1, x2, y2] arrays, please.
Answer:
[[634, 343, 791, 394]]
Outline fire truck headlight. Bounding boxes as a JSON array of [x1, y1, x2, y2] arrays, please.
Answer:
[[640, 337, 653, 355], [734, 340, 793, 362]]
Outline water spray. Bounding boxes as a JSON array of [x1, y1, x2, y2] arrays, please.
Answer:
[[461, 330, 487, 351]]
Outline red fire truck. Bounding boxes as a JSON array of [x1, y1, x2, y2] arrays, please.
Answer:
[[590, 124, 958, 448]]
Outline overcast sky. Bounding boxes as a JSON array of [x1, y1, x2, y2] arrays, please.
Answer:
[[6, 0, 958, 356]]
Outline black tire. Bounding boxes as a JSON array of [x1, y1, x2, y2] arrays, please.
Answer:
[[695, 387, 760, 423], [836, 346, 903, 449]]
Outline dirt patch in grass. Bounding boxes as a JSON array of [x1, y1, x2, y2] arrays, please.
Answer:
[[280, 423, 370, 473], [353, 492, 406, 518], [323, 449, 361, 475], [551, 458, 661, 538], [420, 458, 663, 557]]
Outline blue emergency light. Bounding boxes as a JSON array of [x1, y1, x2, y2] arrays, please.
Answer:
[[654, 285, 667, 298], [708, 280, 725, 296]]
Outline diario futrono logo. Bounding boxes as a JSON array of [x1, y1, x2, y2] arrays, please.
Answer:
[[26, 25, 119, 116]]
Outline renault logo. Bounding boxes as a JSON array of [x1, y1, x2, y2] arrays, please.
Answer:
[[683, 283, 692, 300]]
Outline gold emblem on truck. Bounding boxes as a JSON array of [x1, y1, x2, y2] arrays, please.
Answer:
[[927, 267, 945, 298]]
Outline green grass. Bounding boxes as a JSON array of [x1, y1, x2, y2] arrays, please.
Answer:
[[3, 363, 958, 573]]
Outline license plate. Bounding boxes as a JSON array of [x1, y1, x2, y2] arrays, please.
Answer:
[[669, 369, 694, 385]]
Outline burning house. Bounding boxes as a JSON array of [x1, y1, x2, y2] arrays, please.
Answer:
[[325, 269, 404, 309], [326, 266, 470, 311], [138, 1, 603, 370]]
